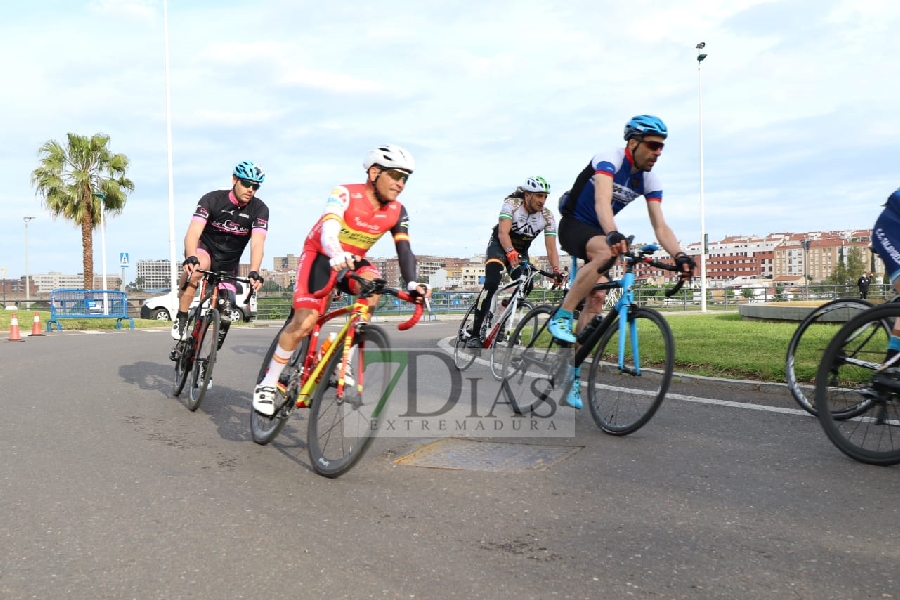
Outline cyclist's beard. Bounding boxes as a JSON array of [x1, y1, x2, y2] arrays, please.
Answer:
[[373, 174, 391, 206]]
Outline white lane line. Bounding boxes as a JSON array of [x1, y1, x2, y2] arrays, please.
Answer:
[[436, 336, 811, 418]]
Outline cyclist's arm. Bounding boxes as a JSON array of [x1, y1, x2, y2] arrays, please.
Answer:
[[183, 220, 205, 262], [391, 206, 425, 294], [593, 173, 618, 236], [248, 231, 266, 274], [320, 187, 349, 258], [544, 234, 561, 271], [497, 218, 514, 253], [646, 201, 682, 258]]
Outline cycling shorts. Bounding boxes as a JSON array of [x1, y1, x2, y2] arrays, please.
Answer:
[[558, 216, 605, 262], [292, 248, 379, 311]]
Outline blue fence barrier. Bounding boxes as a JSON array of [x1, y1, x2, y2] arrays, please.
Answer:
[[47, 289, 135, 331]]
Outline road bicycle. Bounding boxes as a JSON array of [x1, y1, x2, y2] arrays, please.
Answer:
[[252, 270, 424, 478], [453, 261, 558, 379], [172, 269, 253, 411], [501, 241, 684, 435], [813, 302, 900, 465]]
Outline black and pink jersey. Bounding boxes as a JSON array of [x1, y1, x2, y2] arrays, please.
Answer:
[[192, 189, 269, 264]]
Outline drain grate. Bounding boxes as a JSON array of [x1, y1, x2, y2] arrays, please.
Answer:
[[394, 438, 582, 472]]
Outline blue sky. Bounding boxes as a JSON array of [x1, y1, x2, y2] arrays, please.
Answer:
[[3, 0, 898, 279]]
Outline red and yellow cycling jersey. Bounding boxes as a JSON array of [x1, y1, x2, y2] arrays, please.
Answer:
[[304, 183, 410, 256]]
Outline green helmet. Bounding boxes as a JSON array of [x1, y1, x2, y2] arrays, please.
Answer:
[[522, 176, 550, 193]]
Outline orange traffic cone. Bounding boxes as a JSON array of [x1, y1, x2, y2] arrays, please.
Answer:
[[30, 312, 45, 337], [8, 312, 23, 342]]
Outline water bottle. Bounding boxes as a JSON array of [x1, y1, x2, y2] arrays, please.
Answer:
[[319, 332, 337, 360], [576, 315, 604, 345]]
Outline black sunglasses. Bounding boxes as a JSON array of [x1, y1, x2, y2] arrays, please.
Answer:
[[641, 140, 665, 152], [238, 178, 260, 190], [381, 169, 409, 184]]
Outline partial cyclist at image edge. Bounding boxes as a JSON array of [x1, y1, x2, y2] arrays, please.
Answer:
[[170, 161, 268, 352], [869, 186, 900, 367], [551, 114, 695, 408], [253, 144, 429, 416], [466, 176, 563, 348]]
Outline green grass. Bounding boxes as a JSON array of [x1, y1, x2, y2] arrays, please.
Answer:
[[1, 308, 827, 385]]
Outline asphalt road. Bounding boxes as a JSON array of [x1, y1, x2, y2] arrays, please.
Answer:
[[1, 321, 898, 599]]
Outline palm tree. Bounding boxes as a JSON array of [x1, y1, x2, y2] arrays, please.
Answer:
[[31, 133, 134, 289]]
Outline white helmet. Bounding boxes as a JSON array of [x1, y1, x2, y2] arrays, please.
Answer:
[[363, 144, 415, 173], [521, 176, 550, 194]]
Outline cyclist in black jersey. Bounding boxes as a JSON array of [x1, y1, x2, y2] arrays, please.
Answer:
[[171, 161, 269, 351], [466, 176, 563, 347]]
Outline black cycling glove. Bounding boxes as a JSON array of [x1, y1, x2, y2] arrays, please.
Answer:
[[674, 252, 696, 274], [606, 231, 627, 248], [248, 271, 264, 284], [182, 256, 200, 267]]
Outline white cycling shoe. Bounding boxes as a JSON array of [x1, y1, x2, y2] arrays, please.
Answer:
[[253, 385, 279, 416]]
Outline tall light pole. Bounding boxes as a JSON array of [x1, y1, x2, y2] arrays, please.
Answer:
[[696, 42, 708, 312], [1, 266, 6, 305], [23, 216, 36, 303], [163, 0, 179, 296]]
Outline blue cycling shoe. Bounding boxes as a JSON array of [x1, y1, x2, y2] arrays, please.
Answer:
[[547, 316, 576, 343], [562, 377, 583, 409]]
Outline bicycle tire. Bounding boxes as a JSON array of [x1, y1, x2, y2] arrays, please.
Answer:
[[814, 303, 900, 466], [786, 298, 873, 416], [587, 307, 673, 435], [172, 311, 201, 397], [489, 300, 533, 380], [307, 324, 392, 478], [251, 335, 310, 445], [501, 305, 571, 415], [256, 309, 294, 385], [453, 301, 480, 371], [186, 309, 219, 411]]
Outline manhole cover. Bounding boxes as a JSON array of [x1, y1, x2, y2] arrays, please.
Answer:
[[394, 438, 582, 472]]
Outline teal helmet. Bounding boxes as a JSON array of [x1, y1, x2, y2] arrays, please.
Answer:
[[624, 115, 668, 140], [233, 161, 265, 183]]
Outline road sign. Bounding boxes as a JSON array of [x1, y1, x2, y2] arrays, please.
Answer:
[[119, 253, 129, 268]]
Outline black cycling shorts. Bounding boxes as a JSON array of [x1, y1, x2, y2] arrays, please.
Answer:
[[558, 216, 605, 262]]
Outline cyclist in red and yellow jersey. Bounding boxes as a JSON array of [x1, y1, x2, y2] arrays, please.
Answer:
[[253, 145, 429, 416]]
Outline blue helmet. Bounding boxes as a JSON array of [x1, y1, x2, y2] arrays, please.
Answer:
[[623, 115, 668, 140], [233, 161, 265, 183]]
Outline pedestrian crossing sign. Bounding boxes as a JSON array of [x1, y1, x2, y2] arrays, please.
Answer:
[[119, 252, 129, 267]]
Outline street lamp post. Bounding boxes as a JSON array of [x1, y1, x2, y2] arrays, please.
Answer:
[[696, 42, 708, 312], [163, 0, 179, 296], [802, 239, 811, 300], [23, 216, 36, 304], [1, 266, 6, 305]]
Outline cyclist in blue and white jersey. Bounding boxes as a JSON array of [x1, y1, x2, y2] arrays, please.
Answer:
[[550, 115, 694, 408]]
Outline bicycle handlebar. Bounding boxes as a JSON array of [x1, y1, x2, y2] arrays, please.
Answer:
[[594, 238, 690, 298], [313, 268, 424, 330], [182, 269, 254, 305]]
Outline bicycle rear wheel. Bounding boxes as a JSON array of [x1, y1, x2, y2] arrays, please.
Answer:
[[489, 300, 533, 380], [453, 302, 480, 371], [587, 307, 673, 435], [308, 324, 392, 478], [186, 310, 219, 412], [501, 305, 571, 414], [251, 336, 310, 445], [814, 303, 900, 466], [786, 298, 873, 416]]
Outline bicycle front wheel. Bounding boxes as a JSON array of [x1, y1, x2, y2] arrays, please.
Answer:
[[453, 302, 480, 371], [186, 310, 219, 412], [308, 324, 392, 478], [587, 307, 673, 436], [814, 303, 900, 466], [501, 305, 571, 415], [786, 298, 873, 416], [489, 300, 533, 380]]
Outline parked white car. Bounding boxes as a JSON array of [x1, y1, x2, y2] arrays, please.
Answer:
[[140, 282, 258, 323]]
